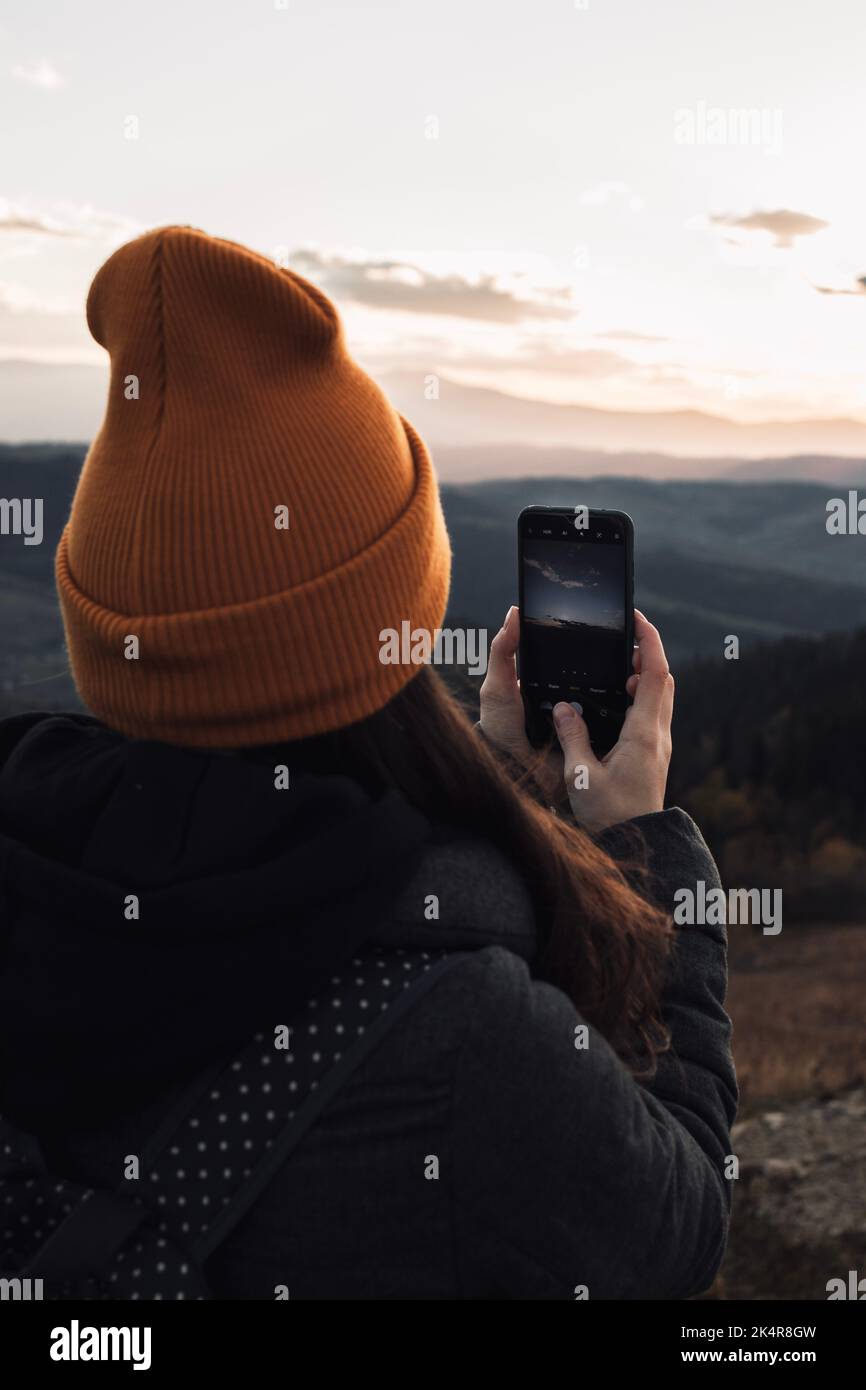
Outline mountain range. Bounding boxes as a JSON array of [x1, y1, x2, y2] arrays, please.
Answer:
[[380, 373, 866, 474], [3, 358, 866, 480]]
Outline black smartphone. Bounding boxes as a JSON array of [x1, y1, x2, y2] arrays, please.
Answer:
[[517, 505, 635, 756]]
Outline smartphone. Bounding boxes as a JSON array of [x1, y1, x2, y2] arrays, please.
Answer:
[[517, 505, 634, 756]]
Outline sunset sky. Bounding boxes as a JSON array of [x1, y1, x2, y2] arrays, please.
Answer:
[[2, 0, 865, 444]]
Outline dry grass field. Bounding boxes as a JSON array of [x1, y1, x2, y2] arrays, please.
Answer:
[[726, 923, 866, 1111]]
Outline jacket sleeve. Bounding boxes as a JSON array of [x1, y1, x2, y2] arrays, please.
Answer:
[[451, 808, 737, 1300]]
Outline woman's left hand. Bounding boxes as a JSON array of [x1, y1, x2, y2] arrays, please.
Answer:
[[478, 605, 562, 798]]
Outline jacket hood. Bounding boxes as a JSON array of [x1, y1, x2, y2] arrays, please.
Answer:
[[0, 713, 535, 1138], [0, 713, 435, 1133]]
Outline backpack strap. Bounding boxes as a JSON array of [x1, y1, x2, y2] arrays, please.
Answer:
[[21, 1189, 147, 1284], [195, 948, 468, 1261], [7, 946, 469, 1298]]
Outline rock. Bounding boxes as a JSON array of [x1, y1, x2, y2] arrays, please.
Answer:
[[711, 1087, 866, 1299], [762, 1157, 808, 1181]]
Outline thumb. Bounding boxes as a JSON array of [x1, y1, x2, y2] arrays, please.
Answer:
[[552, 702, 597, 784]]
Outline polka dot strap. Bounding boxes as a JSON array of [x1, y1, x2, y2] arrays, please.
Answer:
[[0, 947, 467, 1300]]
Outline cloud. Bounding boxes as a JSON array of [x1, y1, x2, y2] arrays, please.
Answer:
[[0, 209, 76, 238], [12, 58, 64, 89], [525, 556, 598, 589], [510, 343, 634, 377], [361, 337, 641, 383], [708, 208, 829, 249], [0, 201, 139, 242], [813, 275, 866, 297], [291, 249, 575, 323]]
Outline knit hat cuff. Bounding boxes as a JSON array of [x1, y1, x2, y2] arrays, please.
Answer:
[[56, 417, 451, 748]]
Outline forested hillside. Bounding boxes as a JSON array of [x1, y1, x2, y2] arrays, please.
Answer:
[[669, 631, 866, 920]]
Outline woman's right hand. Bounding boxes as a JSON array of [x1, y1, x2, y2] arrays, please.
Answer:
[[552, 610, 674, 832], [479, 606, 674, 833]]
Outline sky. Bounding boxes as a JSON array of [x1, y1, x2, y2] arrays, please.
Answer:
[[524, 540, 625, 630], [2, 0, 866, 446]]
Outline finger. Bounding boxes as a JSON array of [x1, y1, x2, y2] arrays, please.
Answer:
[[552, 701, 601, 786], [659, 665, 675, 735], [479, 605, 521, 706], [632, 640, 641, 675], [624, 667, 674, 743], [628, 611, 672, 725]]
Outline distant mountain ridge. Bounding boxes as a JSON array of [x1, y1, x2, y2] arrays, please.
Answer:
[[2, 434, 866, 491], [432, 443, 866, 485], [380, 372, 866, 468], [3, 358, 866, 475]]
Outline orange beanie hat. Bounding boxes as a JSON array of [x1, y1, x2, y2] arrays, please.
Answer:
[[56, 225, 451, 748]]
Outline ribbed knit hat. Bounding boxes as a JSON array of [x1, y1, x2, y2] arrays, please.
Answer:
[[56, 225, 451, 747]]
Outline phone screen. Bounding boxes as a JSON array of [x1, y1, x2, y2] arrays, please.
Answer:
[[518, 509, 633, 754]]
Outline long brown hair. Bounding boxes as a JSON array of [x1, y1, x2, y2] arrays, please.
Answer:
[[252, 666, 673, 1074]]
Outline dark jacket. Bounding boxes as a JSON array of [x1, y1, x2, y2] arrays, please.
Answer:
[[0, 711, 736, 1299]]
